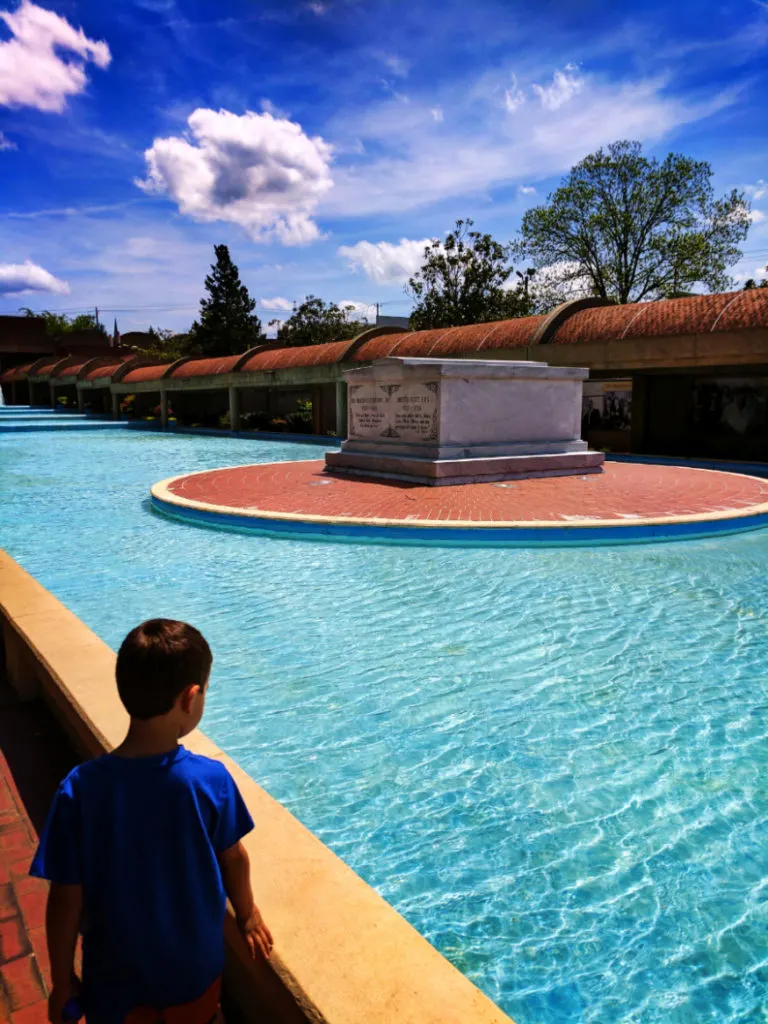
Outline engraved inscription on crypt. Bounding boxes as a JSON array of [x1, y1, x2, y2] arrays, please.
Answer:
[[348, 382, 440, 442]]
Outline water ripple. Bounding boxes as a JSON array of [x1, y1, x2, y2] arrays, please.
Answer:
[[1, 428, 767, 1022]]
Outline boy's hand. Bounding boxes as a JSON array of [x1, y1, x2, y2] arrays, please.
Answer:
[[48, 975, 80, 1022], [238, 906, 273, 960]]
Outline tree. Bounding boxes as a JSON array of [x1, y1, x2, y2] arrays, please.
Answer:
[[190, 244, 263, 356], [515, 140, 750, 305], [131, 327, 201, 363], [743, 268, 768, 290], [407, 219, 535, 330], [273, 295, 365, 347], [20, 308, 106, 335]]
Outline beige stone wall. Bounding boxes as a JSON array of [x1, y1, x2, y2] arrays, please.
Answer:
[[0, 550, 514, 1024]]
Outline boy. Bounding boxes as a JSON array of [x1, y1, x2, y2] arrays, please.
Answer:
[[31, 619, 273, 1024]]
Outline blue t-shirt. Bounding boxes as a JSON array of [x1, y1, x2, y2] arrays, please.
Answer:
[[31, 746, 254, 1023]]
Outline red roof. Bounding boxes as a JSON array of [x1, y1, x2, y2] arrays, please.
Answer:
[[552, 290, 768, 344], [351, 333, 410, 362], [29, 360, 61, 376], [240, 340, 351, 372], [83, 361, 126, 381], [171, 355, 242, 379], [121, 364, 170, 384], [0, 362, 34, 383], [52, 360, 89, 379]]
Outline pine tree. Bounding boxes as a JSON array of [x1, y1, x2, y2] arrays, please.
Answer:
[[191, 244, 263, 356]]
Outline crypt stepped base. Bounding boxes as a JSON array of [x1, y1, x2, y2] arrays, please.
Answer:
[[324, 357, 605, 485]]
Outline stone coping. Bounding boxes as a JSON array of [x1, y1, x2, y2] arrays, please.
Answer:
[[343, 356, 588, 381], [0, 550, 513, 1024], [150, 459, 768, 546]]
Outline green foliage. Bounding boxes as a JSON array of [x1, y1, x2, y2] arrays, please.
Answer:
[[516, 140, 751, 304], [132, 326, 201, 363], [21, 308, 106, 336], [407, 219, 535, 330], [190, 244, 263, 356], [273, 296, 364, 347], [284, 398, 314, 433], [743, 268, 768, 290]]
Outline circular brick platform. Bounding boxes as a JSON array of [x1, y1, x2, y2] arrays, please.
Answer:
[[150, 460, 768, 546]]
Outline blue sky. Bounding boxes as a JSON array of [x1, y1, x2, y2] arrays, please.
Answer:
[[1, 0, 767, 333]]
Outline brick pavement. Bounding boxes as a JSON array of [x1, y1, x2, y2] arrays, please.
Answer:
[[166, 459, 768, 525], [0, 700, 78, 1024], [0, 748, 50, 1022]]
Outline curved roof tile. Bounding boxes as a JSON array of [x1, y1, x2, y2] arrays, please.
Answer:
[[83, 361, 126, 381], [552, 291, 768, 345], [52, 360, 88, 379], [171, 355, 242, 378], [240, 341, 351, 372], [350, 316, 546, 360], [350, 333, 410, 362], [0, 362, 35, 383], [121, 364, 171, 384], [29, 360, 60, 376], [711, 287, 768, 333]]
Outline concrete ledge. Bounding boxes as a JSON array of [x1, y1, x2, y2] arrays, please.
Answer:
[[0, 550, 513, 1024], [325, 450, 604, 485]]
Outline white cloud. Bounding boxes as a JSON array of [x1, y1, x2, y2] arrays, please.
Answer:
[[0, 130, 16, 150], [504, 74, 525, 113], [137, 108, 334, 245], [324, 74, 736, 218], [430, 106, 444, 122], [338, 299, 375, 322], [0, 259, 69, 296], [519, 185, 536, 195], [748, 209, 765, 223], [381, 54, 410, 78], [308, 2, 327, 13], [0, 0, 110, 113], [260, 296, 293, 311], [338, 237, 431, 284], [745, 179, 767, 200], [532, 64, 583, 111]]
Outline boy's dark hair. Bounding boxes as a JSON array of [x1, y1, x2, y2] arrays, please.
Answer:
[[116, 619, 212, 720]]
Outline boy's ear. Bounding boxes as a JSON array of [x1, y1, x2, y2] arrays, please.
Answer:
[[179, 684, 201, 714]]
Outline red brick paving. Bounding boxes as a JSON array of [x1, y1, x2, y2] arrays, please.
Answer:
[[0, 701, 77, 1024], [0, 745, 48, 1024], [166, 460, 768, 525]]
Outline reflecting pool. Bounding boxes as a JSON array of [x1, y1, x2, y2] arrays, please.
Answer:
[[1, 419, 766, 1023]]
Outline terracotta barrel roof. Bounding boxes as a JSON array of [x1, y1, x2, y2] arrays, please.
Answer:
[[552, 290, 768, 344], [0, 362, 34, 383], [170, 355, 243, 378], [120, 364, 172, 384], [83, 361, 126, 381]]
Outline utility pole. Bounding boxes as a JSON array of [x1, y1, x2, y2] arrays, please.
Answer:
[[95, 306, 100, 327]]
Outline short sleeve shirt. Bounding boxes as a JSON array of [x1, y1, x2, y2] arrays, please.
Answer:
[[31, 747, 253, 1022]]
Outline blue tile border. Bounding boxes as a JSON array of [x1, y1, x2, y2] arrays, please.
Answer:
[[150, 492, 768, 548]]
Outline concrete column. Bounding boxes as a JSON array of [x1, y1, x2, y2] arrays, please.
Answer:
[[335, 380, 347, 438], [229, 386, 240, 432], [630, 375, 647, 455], [111, 391, 120, 420], [160, 390, 169, 428], [77, 389, 85, 413], [312, 386, 322, 436]]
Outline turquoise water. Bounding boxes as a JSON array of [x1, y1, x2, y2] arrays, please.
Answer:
[[1, 414, 767, 1023]]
